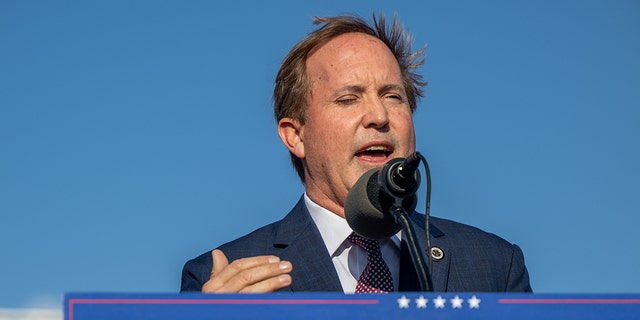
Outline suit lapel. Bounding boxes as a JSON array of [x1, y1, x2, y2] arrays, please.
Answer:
[[272, 198, 343, 292]]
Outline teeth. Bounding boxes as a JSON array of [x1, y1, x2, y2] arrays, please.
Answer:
[[365, 146, 387, 151]]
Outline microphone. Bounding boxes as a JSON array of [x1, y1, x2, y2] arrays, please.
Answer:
[[378, 152, 422, 199], [344, 152, 422, 239]]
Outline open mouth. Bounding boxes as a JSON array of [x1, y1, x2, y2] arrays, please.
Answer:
[[355, 145, 393, 161]]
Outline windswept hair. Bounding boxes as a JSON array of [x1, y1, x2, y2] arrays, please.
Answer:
[[273, 13, 426, 182]]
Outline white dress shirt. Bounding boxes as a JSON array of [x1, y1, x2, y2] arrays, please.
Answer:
[[304, 194, 401, 293]]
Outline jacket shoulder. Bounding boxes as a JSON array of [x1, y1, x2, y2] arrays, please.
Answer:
[[427, 215, 532, 292], [430, 216, 515, 247]]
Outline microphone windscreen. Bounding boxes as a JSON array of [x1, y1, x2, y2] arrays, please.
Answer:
[[345, 168, 402, 240]]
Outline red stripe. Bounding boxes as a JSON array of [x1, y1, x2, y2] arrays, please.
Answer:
[[499, 299, 640, 304], [69, 298, 378, 305], [68, 298, 379, 320]]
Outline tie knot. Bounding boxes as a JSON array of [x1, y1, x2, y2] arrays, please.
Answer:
[[348, 233, 381, 255]]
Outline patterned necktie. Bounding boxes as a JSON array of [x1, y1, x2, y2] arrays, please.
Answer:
[[348, 233, 394, 293]]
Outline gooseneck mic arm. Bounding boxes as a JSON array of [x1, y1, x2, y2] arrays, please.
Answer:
[[391, 204, 433, 292]]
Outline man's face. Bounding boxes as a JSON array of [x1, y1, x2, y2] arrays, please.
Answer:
[[278, 32, 416, 218]]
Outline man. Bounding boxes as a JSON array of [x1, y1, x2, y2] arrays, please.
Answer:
[[181, 14, 532, 293]]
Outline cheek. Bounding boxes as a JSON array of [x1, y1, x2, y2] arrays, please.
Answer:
[[304, 120, 344, 157], [394, 111, 415, 136], [395, 116, 417, 152], [314, 113, 356, 140], [407, 119, 416, 141], [321, 130, 349, 159]]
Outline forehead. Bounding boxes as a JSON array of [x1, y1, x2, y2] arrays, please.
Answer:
[[311, 32, 388, 55], [305, 32, 401, 83]]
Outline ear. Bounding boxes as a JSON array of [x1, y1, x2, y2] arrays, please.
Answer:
[[278, 118, 305, 159]]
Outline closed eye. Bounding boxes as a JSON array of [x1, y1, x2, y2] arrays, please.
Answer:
[[383, 93, 406, 104], [379, 84, 407, 104], [335, 95, 359, 106]]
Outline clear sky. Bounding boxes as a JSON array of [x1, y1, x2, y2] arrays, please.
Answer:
[[1, 0, 639, 310]]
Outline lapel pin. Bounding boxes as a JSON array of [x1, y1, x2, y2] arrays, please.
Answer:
[[430, 247, 444, 261]]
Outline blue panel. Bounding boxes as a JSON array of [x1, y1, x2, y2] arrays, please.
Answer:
[[64, 292, 640, 320]]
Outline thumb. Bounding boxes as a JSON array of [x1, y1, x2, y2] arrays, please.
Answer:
[[211, 249, 229, 278]]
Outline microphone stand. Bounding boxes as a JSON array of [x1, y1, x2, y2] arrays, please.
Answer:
[[389, 201, 434, 292], [381, 152, 434, 292]]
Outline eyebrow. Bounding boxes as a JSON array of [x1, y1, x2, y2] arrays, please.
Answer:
[[335, 84, 405, 95], [378, 84, 405, 95], [336, 85, 366, 94]]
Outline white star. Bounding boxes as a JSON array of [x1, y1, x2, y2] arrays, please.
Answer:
[[397, 295, 410, 309], [450, 295, 463, 309], [468, 295, 481, 309], [415, 296, 428, 308], [433, 295, 446, 309]]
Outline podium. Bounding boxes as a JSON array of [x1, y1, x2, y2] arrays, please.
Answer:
[[64, 292, 640, 320]]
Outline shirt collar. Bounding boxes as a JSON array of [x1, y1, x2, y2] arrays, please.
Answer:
[[304, 193, 401, 256], [304, 194, 353, 257]]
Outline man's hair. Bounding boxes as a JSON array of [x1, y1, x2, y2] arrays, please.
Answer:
[[273, 13, 426, 182]]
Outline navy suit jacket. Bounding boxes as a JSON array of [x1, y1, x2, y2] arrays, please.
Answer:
[[181, 197, 532, 292]]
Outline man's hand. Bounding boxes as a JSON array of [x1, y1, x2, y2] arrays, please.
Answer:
[[202, 249, 293, 293]]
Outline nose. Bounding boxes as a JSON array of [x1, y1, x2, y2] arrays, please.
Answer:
[[362, 98, 390, 130]]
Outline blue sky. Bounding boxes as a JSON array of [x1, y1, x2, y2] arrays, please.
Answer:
[[1, 0, 639, 309]]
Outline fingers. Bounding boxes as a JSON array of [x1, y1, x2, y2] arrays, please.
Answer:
[[202, 249, 292, 293], [236, 261, 292, 293]]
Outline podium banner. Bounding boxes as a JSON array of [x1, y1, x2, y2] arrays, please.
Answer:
[[64, 292, 640, 320]]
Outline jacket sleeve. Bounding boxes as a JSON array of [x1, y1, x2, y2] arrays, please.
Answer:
[[180, 254, 212, 292], [506, 244, 533, 292]]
